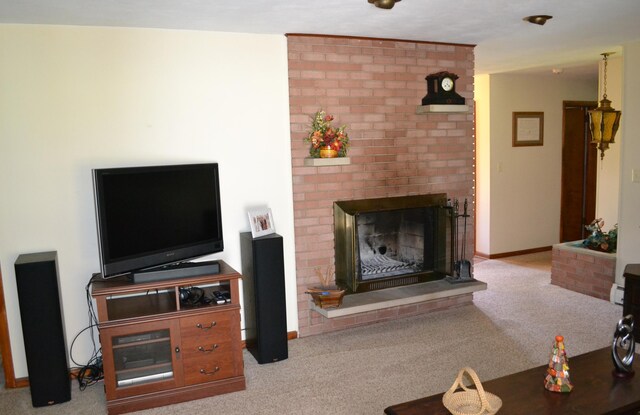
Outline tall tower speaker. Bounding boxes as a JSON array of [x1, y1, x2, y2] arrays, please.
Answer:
[[14, 251, 70, 407], [240, 232, 288, 364]]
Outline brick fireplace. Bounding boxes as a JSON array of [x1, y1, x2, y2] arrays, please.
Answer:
[[287, 34, 475, 337]]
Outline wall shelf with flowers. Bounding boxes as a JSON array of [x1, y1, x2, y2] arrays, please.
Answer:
[[304, 157, 351, 167], [304, 110, 351, 166]]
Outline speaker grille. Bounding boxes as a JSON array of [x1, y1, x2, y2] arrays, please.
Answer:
[[14, 251, 70, 407]]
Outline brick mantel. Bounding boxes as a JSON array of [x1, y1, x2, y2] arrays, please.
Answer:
[[287, 34, 475, 337]]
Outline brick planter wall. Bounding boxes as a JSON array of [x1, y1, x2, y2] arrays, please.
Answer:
[[551, 242, 616, 301], [287, 35, 475, 337]]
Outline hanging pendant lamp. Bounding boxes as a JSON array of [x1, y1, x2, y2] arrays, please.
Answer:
[[588, 52, 621, 160], [368, 0, 401, 9]]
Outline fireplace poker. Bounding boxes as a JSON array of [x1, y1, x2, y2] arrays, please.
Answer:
[[447, 198, 473, 284], [458, 199, 472, 280], [453, 198, 459, 278]]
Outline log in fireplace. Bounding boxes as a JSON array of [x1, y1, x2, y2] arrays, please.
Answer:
[[334, 193, 453, 294]]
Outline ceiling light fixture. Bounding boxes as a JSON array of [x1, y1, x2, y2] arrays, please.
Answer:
[[368, 0, 401, 10], [588, 52, 621, 160], [523, 15, 553, 25]]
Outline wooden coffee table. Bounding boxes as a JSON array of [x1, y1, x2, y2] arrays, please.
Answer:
[[384, 347, 640, 414]]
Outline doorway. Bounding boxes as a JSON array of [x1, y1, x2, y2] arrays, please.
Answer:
[[560, 101, 598, 242]]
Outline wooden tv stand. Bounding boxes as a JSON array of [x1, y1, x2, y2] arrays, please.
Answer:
[[91, 261, 245, 415]]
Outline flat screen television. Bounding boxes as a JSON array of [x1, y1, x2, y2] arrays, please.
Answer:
[[92, 163, 223, 279]]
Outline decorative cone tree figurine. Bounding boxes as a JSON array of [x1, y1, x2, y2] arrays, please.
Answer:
[[544, 335, 574, 392]]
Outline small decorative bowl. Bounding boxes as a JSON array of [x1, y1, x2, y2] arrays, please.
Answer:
[[319, 147, 338, 158], [305, 287, 345, 309]]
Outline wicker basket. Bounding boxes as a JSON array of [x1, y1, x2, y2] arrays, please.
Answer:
[[442, 367, 502, 415], [305, 287, 345, 309]]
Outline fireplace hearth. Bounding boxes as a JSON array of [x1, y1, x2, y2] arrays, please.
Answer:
[[334, 194, 453, 294]]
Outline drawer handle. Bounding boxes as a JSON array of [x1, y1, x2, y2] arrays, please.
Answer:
[[196, 322, 217, 330], [198, 344, 219, 353], [200, 367, 220, 376]]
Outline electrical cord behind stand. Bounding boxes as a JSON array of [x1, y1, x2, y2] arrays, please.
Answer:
[[76, 352, 103, 391], [69, 324, 103, 390], [69, 273, 104, 390]]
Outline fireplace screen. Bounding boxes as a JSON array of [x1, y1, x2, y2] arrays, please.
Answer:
[[334, 194, 452, 293]]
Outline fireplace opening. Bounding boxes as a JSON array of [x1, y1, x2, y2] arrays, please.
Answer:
[[358, 208, 429, 280], [334, 194, 453, 294]]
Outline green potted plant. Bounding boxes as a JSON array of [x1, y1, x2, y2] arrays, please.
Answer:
[[582, 219, 617, 253]]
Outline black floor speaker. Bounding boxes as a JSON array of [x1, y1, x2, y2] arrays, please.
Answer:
[[240, 232, 288, 364], [14, 251, 70, 407]]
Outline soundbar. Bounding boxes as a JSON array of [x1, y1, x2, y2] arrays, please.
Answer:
[[131, 260, 220, 284]]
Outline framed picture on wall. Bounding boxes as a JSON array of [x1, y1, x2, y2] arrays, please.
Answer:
[[248, 208, 276, 238], [513, 112, 544, 147]]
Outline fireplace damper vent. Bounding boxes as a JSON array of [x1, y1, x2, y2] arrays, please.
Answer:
[[334, 194, 452, 294]]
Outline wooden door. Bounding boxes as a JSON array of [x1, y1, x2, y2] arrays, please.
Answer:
[[560, 101, 598, 242]]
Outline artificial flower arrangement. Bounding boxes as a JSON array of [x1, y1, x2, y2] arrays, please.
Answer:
[[305, 110, 350, 158], [583, 218, 618, 253]]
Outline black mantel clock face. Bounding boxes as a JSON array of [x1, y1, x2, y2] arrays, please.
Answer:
[[421, 71, 465, 105]]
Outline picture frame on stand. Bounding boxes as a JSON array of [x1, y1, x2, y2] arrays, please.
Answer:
[[248, 208, 275, 238]]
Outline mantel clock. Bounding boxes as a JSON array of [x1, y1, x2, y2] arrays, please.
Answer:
[[421, 71, 465, 105]]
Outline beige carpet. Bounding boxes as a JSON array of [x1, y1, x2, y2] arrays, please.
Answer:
[[0, 252, 623, 414]]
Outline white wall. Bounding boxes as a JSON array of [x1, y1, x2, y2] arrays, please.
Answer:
[[476, 73, 596, 255], [474, 74, 491, 255], [0, 25, 297, 378], [616, 41, 640, 285]]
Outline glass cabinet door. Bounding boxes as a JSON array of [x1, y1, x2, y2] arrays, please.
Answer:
[[112, 329, 173, 387], [101, 319, 182, 399]]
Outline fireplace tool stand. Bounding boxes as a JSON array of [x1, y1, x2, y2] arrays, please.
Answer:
[[446, 198, 474, 283]]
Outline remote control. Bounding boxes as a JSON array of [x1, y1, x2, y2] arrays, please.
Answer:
[[212, 291, 226, 305], [220, 290, 231, 303]]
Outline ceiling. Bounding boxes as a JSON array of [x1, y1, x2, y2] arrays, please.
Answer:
[[2, 0, 640, 79]]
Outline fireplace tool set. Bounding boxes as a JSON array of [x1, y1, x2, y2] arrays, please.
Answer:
[[447, 198, 474, 283]]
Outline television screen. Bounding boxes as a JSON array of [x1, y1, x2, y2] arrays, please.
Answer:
[[93, 163, 223, 278]]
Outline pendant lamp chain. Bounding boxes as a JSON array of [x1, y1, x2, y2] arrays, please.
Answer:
[[603, 53, 609, 100]]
